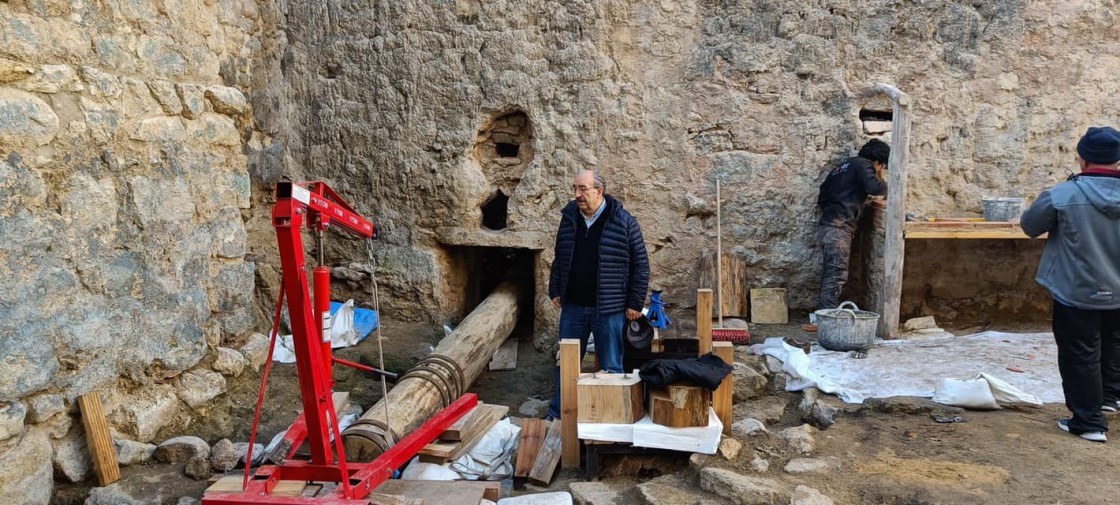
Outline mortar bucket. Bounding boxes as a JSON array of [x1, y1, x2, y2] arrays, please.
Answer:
[[814, 301, 879, 351], [981, 197, 1025, 222]]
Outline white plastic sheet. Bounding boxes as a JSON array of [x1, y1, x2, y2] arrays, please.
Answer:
[[748, 331, 1062, 404]]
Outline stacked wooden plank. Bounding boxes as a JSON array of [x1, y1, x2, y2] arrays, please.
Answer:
[[418, 402, 508, 463]]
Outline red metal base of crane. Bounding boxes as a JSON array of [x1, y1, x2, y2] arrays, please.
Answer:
[[202, 393, 477, 504], [202, 181, 472, 504]]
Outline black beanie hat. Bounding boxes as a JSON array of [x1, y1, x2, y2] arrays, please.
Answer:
[[1077, 126, 1120, 164]]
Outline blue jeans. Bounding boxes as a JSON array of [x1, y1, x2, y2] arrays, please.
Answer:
[[547, 304, 626, 418]]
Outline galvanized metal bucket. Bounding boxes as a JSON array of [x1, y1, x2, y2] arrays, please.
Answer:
[[814, 301, 879, 351]]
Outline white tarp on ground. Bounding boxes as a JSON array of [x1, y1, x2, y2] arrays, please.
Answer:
[[749, 331, 1063, 404]]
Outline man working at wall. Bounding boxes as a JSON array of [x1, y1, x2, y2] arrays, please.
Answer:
[[814, 139, 890, 314], [545, 170, 650, 420], [1021, 126, 1120, 443]]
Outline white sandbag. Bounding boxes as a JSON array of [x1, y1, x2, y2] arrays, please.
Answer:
[[400, 455, 461, 480], [977, 372, 1043, 408], [451, 418, 520, 480], [932, 377, 1000, 410], [329, 299, 360, 348]]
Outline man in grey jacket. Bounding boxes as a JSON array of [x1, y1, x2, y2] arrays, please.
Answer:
[[1022, 126, 1120, 443]]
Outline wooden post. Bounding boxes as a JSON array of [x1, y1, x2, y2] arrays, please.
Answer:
[[559, 339, 580, 469], [713, 342, 734, 434], [873, 83, 911, 340], [697, 289, 713, 355], [78, 392, 121, 486]]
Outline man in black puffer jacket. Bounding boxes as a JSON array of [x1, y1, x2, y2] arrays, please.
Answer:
[[546, 170, 650, 419]]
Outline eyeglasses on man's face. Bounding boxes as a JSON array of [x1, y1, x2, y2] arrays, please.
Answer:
[[572, 185, 599, 194]]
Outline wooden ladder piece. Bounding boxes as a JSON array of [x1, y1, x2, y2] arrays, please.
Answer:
[[78, 392, 120, 486], [514, 418, 548, 480], [528, 417, 563, 486]]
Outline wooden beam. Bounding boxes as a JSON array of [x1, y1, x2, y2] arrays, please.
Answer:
[[559, 339, 580, 469], [78, 392, 120, 486], [697, 288, 713, 356], [529, 418, 563, 486], [878, 84, 911, 340], [713, 342, 734, 434]]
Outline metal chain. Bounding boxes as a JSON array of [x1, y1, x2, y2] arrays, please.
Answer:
[[366, 239, 394, 445]]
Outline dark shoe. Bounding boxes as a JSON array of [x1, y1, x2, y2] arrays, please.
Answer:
[[1103, 403, 1118, 414], [1058, 418, 1107, 443]]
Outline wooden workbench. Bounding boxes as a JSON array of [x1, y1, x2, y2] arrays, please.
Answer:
[[903, 221, 1046, 240]]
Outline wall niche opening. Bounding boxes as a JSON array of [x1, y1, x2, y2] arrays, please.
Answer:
[[473, 110, 535, 229], [448, 246, 537, 326], [481, 190, 509, 231]]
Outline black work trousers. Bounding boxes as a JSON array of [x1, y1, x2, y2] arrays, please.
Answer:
[[818, 223, 855, 310], [1052, 300, 1120, 433]]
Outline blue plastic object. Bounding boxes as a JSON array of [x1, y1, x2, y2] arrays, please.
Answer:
[[329, 302, 379, 341], [647, 290, 670, 330]]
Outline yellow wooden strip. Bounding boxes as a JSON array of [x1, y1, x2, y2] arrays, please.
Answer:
[[78, 392, 120, 486]]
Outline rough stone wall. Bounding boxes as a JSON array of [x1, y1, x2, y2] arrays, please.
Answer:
[[269, 0, 1119, 344], [0, 0, 264, 498]]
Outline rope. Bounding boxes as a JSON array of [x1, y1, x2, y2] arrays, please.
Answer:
[[243, 286, 285, 490], [367, 239, 394, 446]]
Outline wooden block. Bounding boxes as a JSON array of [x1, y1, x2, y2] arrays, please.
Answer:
[[750, 288, 788, 324], [697, 289, 713, 355], [374, 480, 489, 505], [650, 385, 710, 428], [422, 403, 508, 462], [528, 417, 563, 486], [560, 340, 580, 469], [713, 342, 734, 434], [204, 476, 306, 497], [440, 404, 482, 441], [77, 392, 120, 486], [721, 253, 749, 318], [489, 336, 518, 371], [576, 373, 644, 424], [368, 494, 425, 505], [514, 419, 547, 479]]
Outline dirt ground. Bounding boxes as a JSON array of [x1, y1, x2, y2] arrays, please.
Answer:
[[53, 316, 1120, 504]]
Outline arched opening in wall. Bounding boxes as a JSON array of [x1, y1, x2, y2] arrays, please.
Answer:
[[474, 109, 534, 227], [446, 245, 538, 343], [860, 108, 893, 136], [481, 190, 509, 231]]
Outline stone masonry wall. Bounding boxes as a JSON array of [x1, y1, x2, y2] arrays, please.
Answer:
[[267, 0, 1119, 347], [0, 0, 264, 499]]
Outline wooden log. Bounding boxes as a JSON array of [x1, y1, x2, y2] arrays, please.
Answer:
[[559, 339, 580, 469], [713, 342, 734, 434], [697, 289, 713, 355], [343, 282, 520, 461], [721, 253, 749, 318], [77, 392, 120, 486], [697, 250, 715, 290], [879, 84, 911, 339], [576, 373, 644, 424], [528, 417, 563, 486], [650, 385, 710, 428], [514, 419, 547, 480], [702, 250, 748, 318]]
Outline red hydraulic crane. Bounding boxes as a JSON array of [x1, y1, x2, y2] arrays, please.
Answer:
[[203, 181, 476, 505]]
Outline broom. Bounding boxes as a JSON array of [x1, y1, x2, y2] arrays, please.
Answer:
[[712, 180, 751, 344]]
